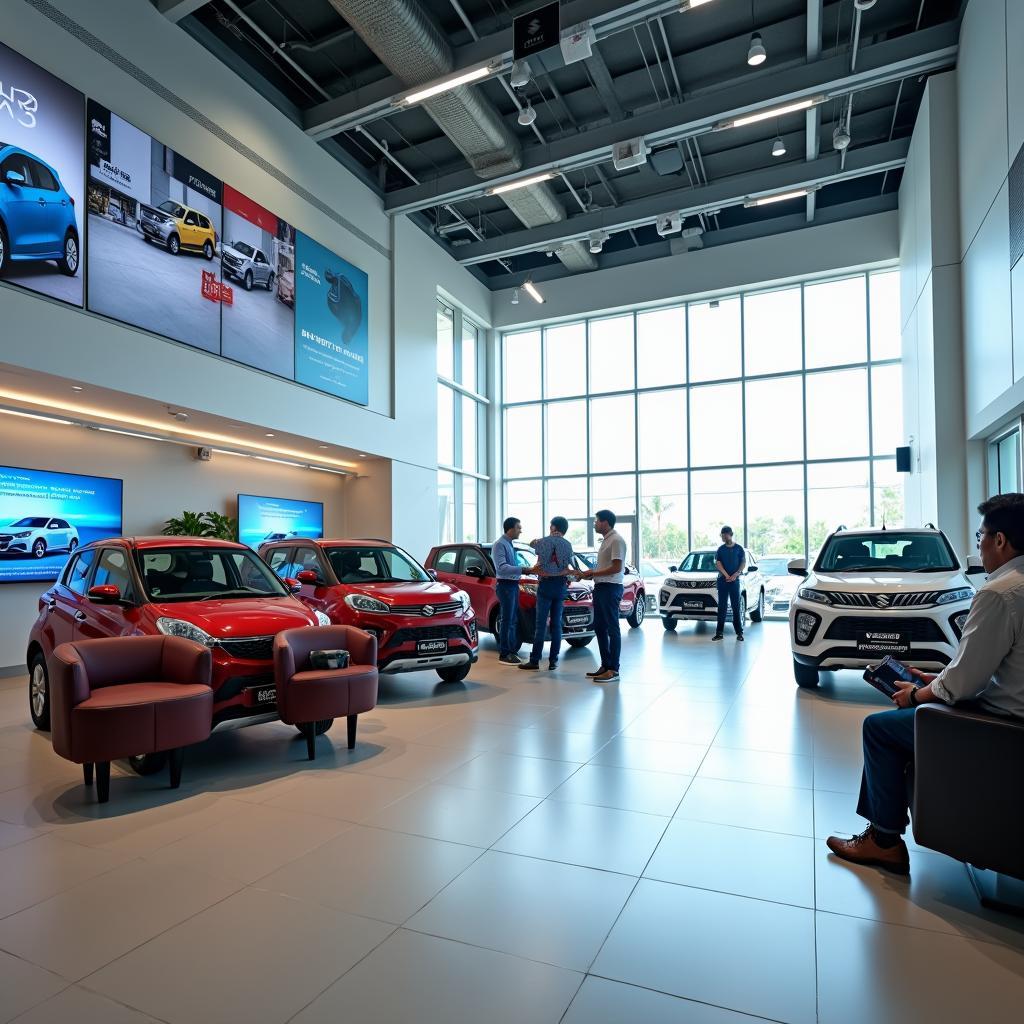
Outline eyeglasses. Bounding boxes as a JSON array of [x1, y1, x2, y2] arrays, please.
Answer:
[[976, 528, 994, 543]]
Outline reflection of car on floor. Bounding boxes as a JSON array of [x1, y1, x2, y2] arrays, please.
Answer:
[[659, 548, 766, 630], [261, 538, 479, 683], [757, 554, 801, 617], [788, 526, 980, 688], [140, 200, 216, 259], [0, 145, 80, 277], [425, 541, 596, 648], [222, 241, 275, 291], [574, 548, 647, 627], [0, 517, 78, 559]]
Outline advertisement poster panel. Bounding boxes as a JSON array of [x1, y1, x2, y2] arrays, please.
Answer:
[[0, 466, 123, 583], [293, 232, 368, 405], [0, 40, 85, 306], [86, 100, 223, 353], [220, 185, 295, 378], [237, 493, 324, 550]]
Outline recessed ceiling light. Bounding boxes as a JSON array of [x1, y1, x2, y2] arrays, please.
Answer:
[[318, 444, 329, 449], [264, 432, 275, 437], [71, 385, 84, 392], [358, 453, 370, 458]]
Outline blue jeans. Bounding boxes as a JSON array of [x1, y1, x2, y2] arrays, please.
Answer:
[[496, 580, 520, 657], [855, 708, 917, 834], [530, 577, 567, 665], [593, 583, 624, 672], [716, 579, 742, 634]]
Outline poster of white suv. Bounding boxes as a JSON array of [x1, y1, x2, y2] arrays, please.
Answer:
[[0, 517, 79, 559], [659, 548, 766, 630], [788, 526, 981, 688]]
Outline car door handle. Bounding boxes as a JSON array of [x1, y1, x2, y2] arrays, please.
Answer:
[[74, 611, 87, 622], [46, 598, 56, 610]]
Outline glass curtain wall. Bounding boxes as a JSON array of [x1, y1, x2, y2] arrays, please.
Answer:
[[501, 270, 902, 562], [438, 300, 488, 543]]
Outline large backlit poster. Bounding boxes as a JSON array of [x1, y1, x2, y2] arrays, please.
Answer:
[[0, 41, 85, 306], [86, 100, 223, 354], [294, 232, 368, 405], [221, 185, 295, 378], [237, 493, 324, 550], [0, 466, 123, 583]]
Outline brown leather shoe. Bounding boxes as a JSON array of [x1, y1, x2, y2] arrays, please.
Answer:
[[826, 827, 910, 875]]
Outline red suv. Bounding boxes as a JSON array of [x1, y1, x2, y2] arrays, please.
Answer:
[[259, 538, 478, 683], [425, 541, 596, 650], [26, 537, 324, 752]]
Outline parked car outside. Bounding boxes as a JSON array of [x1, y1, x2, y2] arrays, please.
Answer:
[[637, 559, 673, 613], [757, 553, 801, 617], [0, 144, 80, 276], [788, 526, 980, 688], [659, 548, 767, 630], [140, 200, 216, 258], [222, 240, 275, 291], [573, 548, 648, 626], [0, 516, 78, 559], [425, 540, 596, 649], [25, 537, 326, 764], [261, 538, 478, 683]]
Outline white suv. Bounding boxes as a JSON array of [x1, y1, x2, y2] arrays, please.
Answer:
[[659, 548, 766, 630], [788, 527, 981, 688], [0, 517, 79, 559]]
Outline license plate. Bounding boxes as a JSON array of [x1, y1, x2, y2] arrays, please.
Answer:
[[416, 639, 448, 655], [856, 631, 910, 656], [683, 600, 704, 609], [245, 684, 277, 708], [565, 614, 589, 625]]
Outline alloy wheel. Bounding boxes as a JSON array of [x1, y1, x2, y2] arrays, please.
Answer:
[[66, 236, 78, 271], [30, 664, 46, 718]]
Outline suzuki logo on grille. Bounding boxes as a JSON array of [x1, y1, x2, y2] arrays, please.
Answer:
[[421, 604, 435, 617], [528, 17, 541, 34], [875, 595, 891, 608]]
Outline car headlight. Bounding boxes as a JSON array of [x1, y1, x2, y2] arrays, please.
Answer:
[[798, 587, 830, 606], [12, 531, 31, 538], [663, 578, 678, 589], [936, 588, 974, 605], [344, 594, 389, 613], [453, 589, 472, 614], [795, 611, 820, 644], [155, 617, 216, 647], [314, 610, 331, 626]]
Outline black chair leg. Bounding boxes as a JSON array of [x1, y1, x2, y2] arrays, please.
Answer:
[[347, 714, 358, 750], [168, 748, 185, 789], [83, 762, 94, 786], [305, 723, 316, 761], [96, 761, 110, 803]]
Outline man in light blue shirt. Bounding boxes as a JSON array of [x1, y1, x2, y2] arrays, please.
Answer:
[[492, 517, 526, 664]]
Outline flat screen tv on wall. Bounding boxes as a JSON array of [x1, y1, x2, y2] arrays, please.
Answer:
[[0, 465, 123, 583], [237, 493, 324, 551]]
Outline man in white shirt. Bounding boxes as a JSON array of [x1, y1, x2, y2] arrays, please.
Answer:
[[827, 493, 1024, 874], [576, 509, 627, 682]]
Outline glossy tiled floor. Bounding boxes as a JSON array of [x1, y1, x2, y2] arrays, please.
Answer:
[[0, 621, 1022, 1023]]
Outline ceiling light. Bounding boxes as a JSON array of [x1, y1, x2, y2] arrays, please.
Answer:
[[488, 172, 555, 196], [394, 62, 496, 106], [771, 136, 786, 157], [853, 0, 877, 10], [716, 97, 823, 130], [518, 99, 536, 126], [523, 280, 545, 304], [358, 453, 370, 458], [510, 287, 520, 305], [588, 230, 610, 254], [211, 448, 251, 458], [743, 188, 814, 207], [832, 123, 851, 150], [97, 426, 166, 442], [264, 432, 276, 437], [318, 444, 330, 449], [71, 385, 84, 392], [0, 407, 74, 426], [679, 0, 714, 9], [747, 33, 767, 67], [509, 59, 531, 89]]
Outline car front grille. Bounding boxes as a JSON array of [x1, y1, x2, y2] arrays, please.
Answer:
[[823, 617, 947, 642], [385, 624, 468, 648], [668, 579, 717, 589], [223, 253, 242, 270], [217, 636, 275, 660], [390, 600, 463, 617], [820, 591, 946, 608]]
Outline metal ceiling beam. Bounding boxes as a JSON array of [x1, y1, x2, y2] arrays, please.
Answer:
[[449, 137, 909, 264], [302, 0, 685, 139], [154, 0, 210, 22], [384, 23, 956, 215], [805, 0, 823, 222]]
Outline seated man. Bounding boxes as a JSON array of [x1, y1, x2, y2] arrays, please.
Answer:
[[827, 493, 1024, 874]]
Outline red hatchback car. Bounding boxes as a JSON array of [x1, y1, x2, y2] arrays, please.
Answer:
[[425, 541, 596, 649], [26, 537, 324, 744], [259, 538, 479, 683]]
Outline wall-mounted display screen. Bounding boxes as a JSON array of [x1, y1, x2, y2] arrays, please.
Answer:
[[294, 232, 369, 406], [0, 465, 123, 583], [86, 100, 223, 354], [220, 185, 295, 379], [237, 493, 324, 550], [0, 40, 85, 306]]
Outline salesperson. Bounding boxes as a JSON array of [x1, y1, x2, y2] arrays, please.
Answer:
[[576, 509, 627, 682], [492, 517, 527, 664], [714, 525, 746, 642]]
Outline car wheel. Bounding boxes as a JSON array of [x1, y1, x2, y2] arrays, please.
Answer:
[[0, 221, 8, 276], [67, 538, 78, 554], [793, 659, 819, 688], [750, 588, 765, 623], [32, 538, 46, 559], [166, 233, 180, 255], [29, 653, 50, 730], [244, 270, 253, 291], [128, 752, 167, 775], [566, 636, 592, 648], [266, 271, 275, 291], [295, 719, 333, 736], [202, 240, 213, 260], [58, 230, 79, 276], [626, 595, 645, 628], [662, 616, 677, 631], [437, 663, 471, 683]]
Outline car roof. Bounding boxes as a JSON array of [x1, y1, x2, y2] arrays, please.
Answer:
[[825, 527, 943, 537], [111, 537, 250, 551]]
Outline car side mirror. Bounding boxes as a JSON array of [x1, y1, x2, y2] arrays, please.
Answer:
[[283, 576, 302, 594], [4, 169, 25, 186], [296, 570, 321, 585], [788, 558, 808, 577], [464, 565, 484, 578], [966, 556, 986, 576], [427, 569, 438, 580], [87, 584, 121, 605], [669, 565, 677, 573]]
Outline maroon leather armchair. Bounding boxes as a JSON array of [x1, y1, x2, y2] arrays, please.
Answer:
[[50, 636, 213, 802], [273, 626, 378, 760]]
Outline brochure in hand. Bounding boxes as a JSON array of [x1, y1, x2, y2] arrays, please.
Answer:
[[863, 656, 919, 699]]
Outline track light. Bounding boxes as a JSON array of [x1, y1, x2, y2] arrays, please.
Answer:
[[509, 59, 531, 89], [747, 33, 767, 67], [771, 136, 786, 157], [511, 287, 520, 305], [588, 230, 610, 254], [522, 279, 545, 304], [518, 99, 536, 126], [487, 172, 555, 196], [832, 123, 851, 150]]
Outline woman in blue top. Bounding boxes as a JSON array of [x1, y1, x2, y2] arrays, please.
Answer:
[[714, 525, 746, 642]]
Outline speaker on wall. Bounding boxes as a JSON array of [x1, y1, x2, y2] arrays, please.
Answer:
[[896, 446, 912, 473]]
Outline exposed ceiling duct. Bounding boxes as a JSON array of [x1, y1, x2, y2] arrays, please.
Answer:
[[325, 0, 596, 272]]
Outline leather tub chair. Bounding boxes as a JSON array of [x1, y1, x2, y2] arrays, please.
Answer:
[[50, 636, 213, 802], [273, 626, 379, 760]]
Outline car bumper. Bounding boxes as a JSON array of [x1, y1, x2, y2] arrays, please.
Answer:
[[141, 221, 172, 241], [0, 540, 30, 553], [380, 649, 478, 674]]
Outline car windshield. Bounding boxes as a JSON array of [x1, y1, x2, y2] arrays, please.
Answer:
[[758, 558, 792, 577], [157, 201, 185, 218], [10, 517, 49, 528], [231, 242, 255, 257], [679, 552, 719, 573], [816, 533, 959, 573], [324, 546, 428, 584], [136, 547, 289, 601]]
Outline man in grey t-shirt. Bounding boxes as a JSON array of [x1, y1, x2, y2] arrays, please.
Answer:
[[576, 509, 626, 682]]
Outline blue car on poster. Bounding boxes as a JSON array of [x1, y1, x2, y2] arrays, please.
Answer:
[[0, 144, 79, 277]]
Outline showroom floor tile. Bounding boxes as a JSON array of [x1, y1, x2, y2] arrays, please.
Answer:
[[1, 623, 1023, 1023]]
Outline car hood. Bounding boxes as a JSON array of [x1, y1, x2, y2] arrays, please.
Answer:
[[806, 571, 970, 592], [222, 245, 248, 260], [337, 580, 461, 605], [148, 597, 317, 636]]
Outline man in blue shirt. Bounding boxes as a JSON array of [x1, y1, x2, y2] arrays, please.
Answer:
[[492, 517, 528, 664], [714, 525, 746, 642], [520, 516, 574, 672]]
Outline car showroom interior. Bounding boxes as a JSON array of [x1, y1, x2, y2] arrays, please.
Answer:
[[0, 0, 1022, 1021]]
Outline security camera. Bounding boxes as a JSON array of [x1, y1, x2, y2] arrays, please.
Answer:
[[656, 212, 683, 237], [196, 447, 212, 461]]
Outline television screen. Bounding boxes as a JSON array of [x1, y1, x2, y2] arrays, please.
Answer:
[[237, 494, 324, 550], [0, 466, 123, 583]]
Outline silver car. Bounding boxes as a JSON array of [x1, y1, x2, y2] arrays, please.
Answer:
[[221, 242, 275, 291]]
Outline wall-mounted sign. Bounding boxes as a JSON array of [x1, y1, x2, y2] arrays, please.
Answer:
[[513, 2, 560, 61]]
